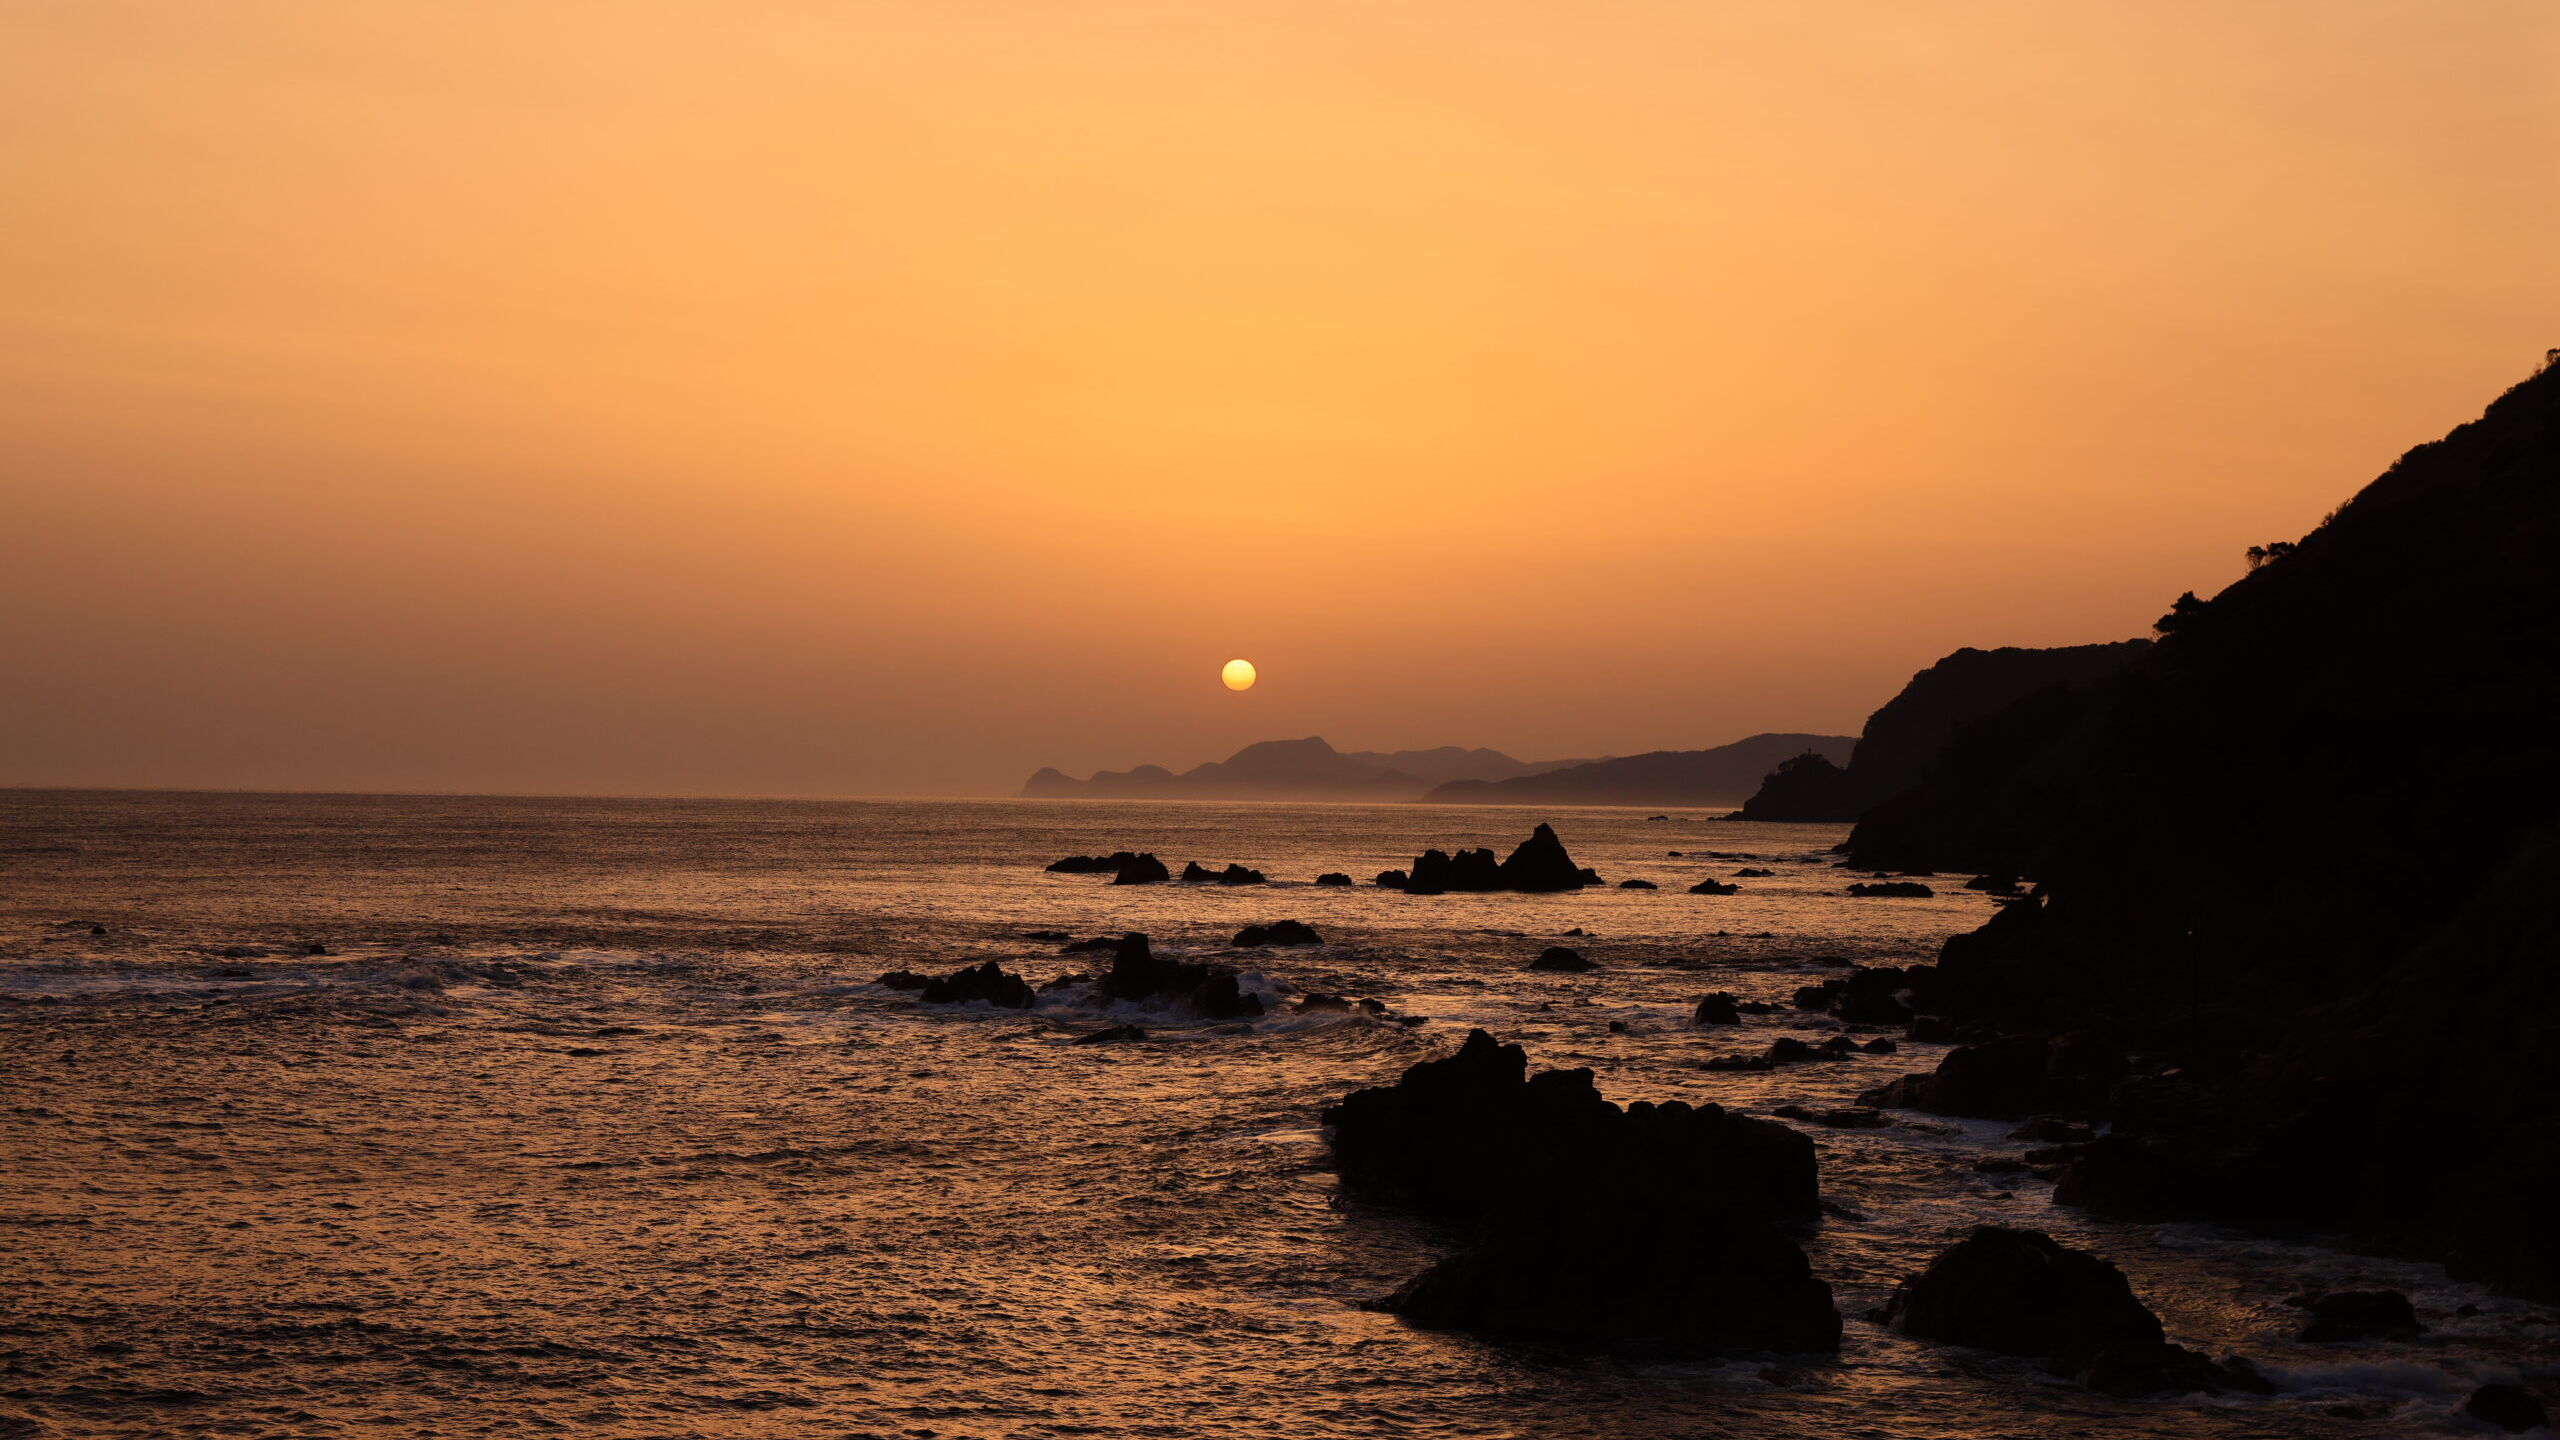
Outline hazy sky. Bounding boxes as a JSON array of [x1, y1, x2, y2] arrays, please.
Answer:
[[4, 1, 2554, 797]]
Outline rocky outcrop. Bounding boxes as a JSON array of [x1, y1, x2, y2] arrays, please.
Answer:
[[916, 960, 1035, 1008], [1427, 733, 1854, 808], [1688, 879, 1737, 895], [2290, 1289, 2420, 1342], [1846, 881, 1933, 897], [1314, 872, 1352, 886], [1692, 993, 1741, 1025], [1110, 854, 1170, 885], [1849, 364, 2560, 1298], [1860, 1034, 2125, 1121], [1883, 1227, 2259, 1396], [1095, 933, 1263, 1018], [1527, 947, 1592, 972], [1732, 643, 2151, 825], [1325, 1030, 1838, 1353], [2466, 1384, 2549, 1433]]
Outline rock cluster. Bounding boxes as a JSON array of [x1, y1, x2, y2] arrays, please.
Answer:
[[1846, 880, 1934, 897], [1324, 1030, 1839, 1353], [1376, 824, 1600, 893], [1095, 933, 1262, 1019], [1181, 861, 1266, 885], [1231, 920, 1322, 948]]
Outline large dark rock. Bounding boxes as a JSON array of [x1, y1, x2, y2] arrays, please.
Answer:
[[917, 960, 1035, 1009], [1693, 992, 1742, 1025], [1181, 861, 1267, 885], [1095, 933, 1263, 1018], [1529, 946, 1593, 972], [1884, 1227, 2252, 1395], [1326, 1030, 1837, 1353], [1498, 823, 1602, 891], [1110, 853, 1170, 885], [1315, 872, 1353, 887], [1389, 825, 1601, 894], [1689, 879, 1739, 896], [1406, 847, 1502, 894]]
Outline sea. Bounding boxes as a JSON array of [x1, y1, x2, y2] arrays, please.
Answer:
[[0, 790, 2549, 1439]]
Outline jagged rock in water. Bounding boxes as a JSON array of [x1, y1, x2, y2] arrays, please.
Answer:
[[1314, 872, 1353, 886], [1405, 847, 1502, 894], [1325, 1029, 1838, 1353], [2465, 1384, 2549, 1433], [1689, 880, 1739, 896], [2291, 1289, 2421, 1342], [1497, 823, 1601, 891], [1528, 947, 1593, 972], [1181, 861, 1217, 883], [917, 960, 1035, 1009], [1295, 993, 1387, 1016], [1231, 920, 1321, 948], [1847, 881, 1934, 897], [1095, 933, 1263, 1019], [875, 969, 930, 990], [1883, 1226, 2254, 1396], [1735, 867, 1775, 878], [1109, 853, 1170, 885], [1692, 993, 1741, 1025]]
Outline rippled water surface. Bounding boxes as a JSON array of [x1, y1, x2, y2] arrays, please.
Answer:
[[1, 791, 2549, 1438]]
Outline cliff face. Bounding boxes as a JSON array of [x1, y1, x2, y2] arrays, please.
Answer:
[[1424, 733, 1853, 807], [1882, 361, 2560, 1295], [1020, 737, 1586, 802], [1730, 643, 2150, 823]]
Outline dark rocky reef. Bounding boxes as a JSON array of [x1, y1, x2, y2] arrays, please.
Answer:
[[1046, 851, 1147, 874], [1231, 920, 1321, 948], [914, 960, 1035, 1009], [1181, 861, 1266, 885], [1324, 1030, 1838, 1353], [2466, 1384, 2550, 1433], [1883, 1227, 2263, 1396], [1527, 946, 1592, 972], [1425, 732, 1854, 808], [1688, 879, 1738, 896], [1845, 881, 1933, 897], [1094, 933, 1263, 1019], [1846, 362, 2560, 1299], [1314, 872, 1353, 886], [1692, 993, 1741, 1025]]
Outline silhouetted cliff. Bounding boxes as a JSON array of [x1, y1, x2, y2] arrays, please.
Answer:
[[1862, 359, 2560, 1297], [1423, 733, 1853, 808], [1729, 642, 2150, 823], [1021, 737, 1588, 802]]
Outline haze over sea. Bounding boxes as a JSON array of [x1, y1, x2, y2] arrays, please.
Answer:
[[2, 790, 2548, 1438]]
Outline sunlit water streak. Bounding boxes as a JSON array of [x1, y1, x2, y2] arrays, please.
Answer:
[[0, 791, 2548, 1438]]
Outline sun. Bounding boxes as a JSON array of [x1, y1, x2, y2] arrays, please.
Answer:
[[1221, 658, 1257, 691]]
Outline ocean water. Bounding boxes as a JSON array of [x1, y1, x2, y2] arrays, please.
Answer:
[[0, 790, 2549, 1439]]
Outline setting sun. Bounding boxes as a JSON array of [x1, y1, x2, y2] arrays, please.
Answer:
[[1222, 659, 1257, 691]]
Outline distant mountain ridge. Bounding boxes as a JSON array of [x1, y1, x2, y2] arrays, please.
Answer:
[[1421, 732, 1855, 807], [1021, 737, 1596, 802]]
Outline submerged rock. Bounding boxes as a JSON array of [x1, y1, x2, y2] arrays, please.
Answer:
[[1073, 1024, 1148, 1045], [875, 969, 930, 990], [2465, 1384, 2549, 1433], [918, 960, 1035, 1009], [1095, 933, 1262, 1019], [2291, 1289, 2421, 1342], [1689, 880, 1739, 896], [1232, 920, 1322, 948], [1618, 879, 1658, 889], [1529, 947, 1594, 973], [1846, 881, 1935, 897]]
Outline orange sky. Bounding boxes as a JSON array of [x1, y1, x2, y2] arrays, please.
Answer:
[[3, 1, 2554, 796]]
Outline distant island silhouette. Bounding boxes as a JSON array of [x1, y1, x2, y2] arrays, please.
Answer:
[[1020, 736, 1595, 802], [1422, 732, 1855, 807]]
